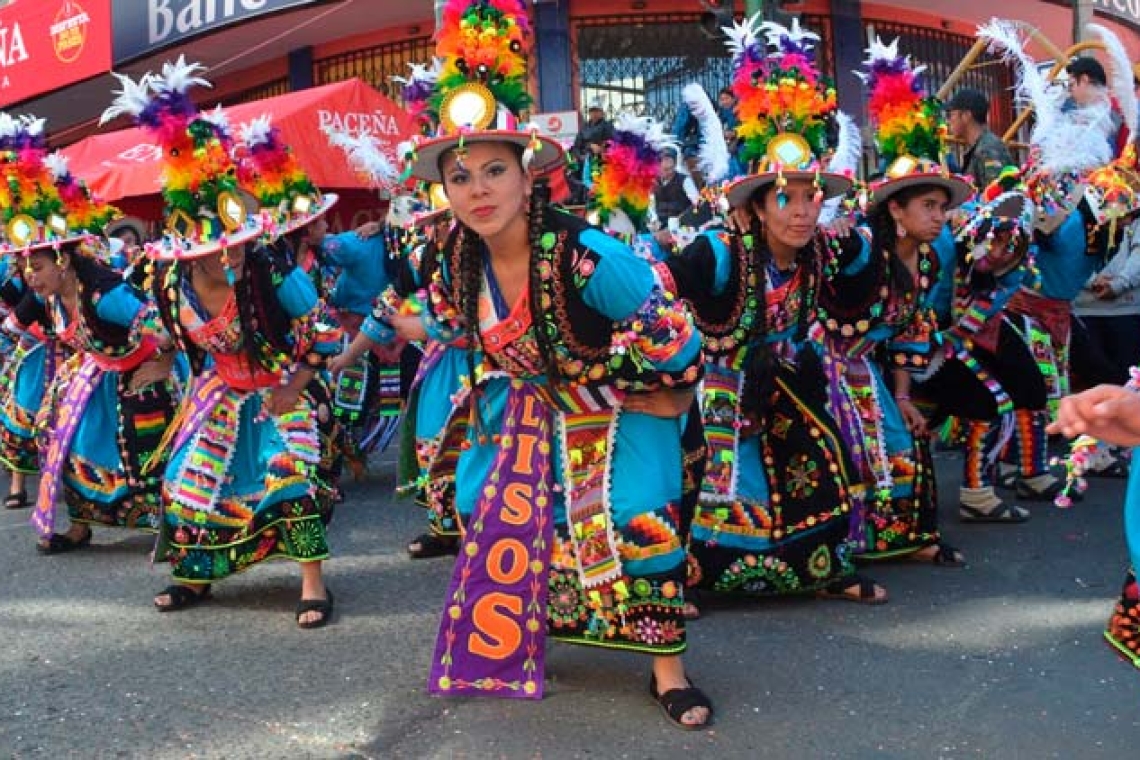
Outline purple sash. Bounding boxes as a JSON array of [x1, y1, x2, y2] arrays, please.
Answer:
[[429, 382, 554, 699], [31, 357, 102, 538]]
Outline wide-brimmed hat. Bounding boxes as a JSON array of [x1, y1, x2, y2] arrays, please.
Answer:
[[722, 17, 853, 209], [101, 56, 264, 261], [235, 114, 338, 238], [403, 0, 563, 184], [954, 167, 1036, 265], [859, 36, 973, 210], [104, 215, 148, 243], [0, 114, 118, 255], [1084, 148, 1140, 230]]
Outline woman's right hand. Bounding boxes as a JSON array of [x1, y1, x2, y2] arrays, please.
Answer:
[[897, 398, 929, 438], [327, 352, 353, 377]]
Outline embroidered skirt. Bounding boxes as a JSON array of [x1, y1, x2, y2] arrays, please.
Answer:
[[1107, 453, 1140, 668], [155, 372, 340, 583], [688, 368, 857, 596], [399, 343, 470, 540], [35, 354, 177, 533], [838, 363, 940, 559], [449, 377, 690, 655], [0, 339, 48, 474]]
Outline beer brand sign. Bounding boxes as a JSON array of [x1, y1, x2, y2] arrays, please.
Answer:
[[1092, 0, 1140, 31], [0, 0, 111, 106], [112, 0, 319, 63]]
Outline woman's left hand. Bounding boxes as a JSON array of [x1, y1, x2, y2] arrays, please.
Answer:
[[622, 388, 695, 418]]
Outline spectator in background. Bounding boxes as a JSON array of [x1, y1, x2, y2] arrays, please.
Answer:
[[1073, 210, 1140, 386], [945, 88, 1013, 188], [570, 97, 613, 205], [651, 147, 700, 229], [1064, 56, 1126, 158], [716, 87, 738, 131]]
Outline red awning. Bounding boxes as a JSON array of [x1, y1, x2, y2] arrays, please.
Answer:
[[61, 78, 414, 201]]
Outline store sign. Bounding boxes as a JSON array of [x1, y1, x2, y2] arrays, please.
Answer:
[[112, 0, 319, 63], [1092, 0, 1140, 31], [531, 111, 580, 147], [0, 0, 112, 106]]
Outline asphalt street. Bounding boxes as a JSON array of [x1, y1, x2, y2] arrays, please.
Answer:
[[1, 444, 1138, 759]]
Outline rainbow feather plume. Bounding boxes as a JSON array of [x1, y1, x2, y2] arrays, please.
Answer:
[[237, 114, 317, 210], [44, 151, 118, 234], [433, 0, 531, 120], [728, 14, 837, 171], [106, 57, 243, 233], [591, 114, 674, 232], [858, 36, 944, 166]]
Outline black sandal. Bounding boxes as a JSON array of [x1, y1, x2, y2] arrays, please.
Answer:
[[36, 527, 93, 555], [649, 674, 713, 730], [959, 502, 1030, 523], [815, 574, 889, 605], [910, 542, 967, 568], [406, 532, 459, 559], [1016, 478, 1080, 502], [154, 584, 211, 612], [296, 588, 335, 629], [4, 490, 28, 509]]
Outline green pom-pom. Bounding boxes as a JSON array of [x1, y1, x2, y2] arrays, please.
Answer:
[[541, 232, 556, 251]]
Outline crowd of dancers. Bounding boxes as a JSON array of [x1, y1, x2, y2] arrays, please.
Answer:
[[2, 1, 1140, 731]]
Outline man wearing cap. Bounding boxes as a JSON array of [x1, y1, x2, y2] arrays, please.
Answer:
[[946, 88, 1013, 188], [570, 98, 613, 205]]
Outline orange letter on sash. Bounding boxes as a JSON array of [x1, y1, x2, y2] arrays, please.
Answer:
[[486, 538, 528, 585], [469, 592, 523, 660], [514, 434, 537, 475], [502, 483, 533, 525]]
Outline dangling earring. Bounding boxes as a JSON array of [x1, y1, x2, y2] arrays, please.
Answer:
[[895, 220, 907, 239], [220, 248, 236, 287], [55, 248, 66, 269]]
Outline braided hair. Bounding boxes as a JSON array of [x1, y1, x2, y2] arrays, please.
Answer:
[[739, 183, 826, 419], [445, 143, 560, 404], [740, 198, 775, 422]]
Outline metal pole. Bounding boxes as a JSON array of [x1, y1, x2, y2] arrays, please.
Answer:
[[1072, 0, 1092, 45]]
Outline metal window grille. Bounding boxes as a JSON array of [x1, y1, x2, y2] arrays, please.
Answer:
[[205, 77, 291, 108], [572, 13, 832, 127], [314, 36, 435, 102], [865, 19, 1014, 133]]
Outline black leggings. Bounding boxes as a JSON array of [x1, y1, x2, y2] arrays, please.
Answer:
[[920, 320, 1047, 422]]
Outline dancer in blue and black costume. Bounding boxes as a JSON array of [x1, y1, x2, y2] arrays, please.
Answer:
[[660, 15, 879, 604], [26, 241, 178, 553]]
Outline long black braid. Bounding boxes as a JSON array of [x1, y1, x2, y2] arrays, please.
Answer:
[[740, 209, 775, 422], [524, 177, 559, 384], [739, 185, 828, 419]]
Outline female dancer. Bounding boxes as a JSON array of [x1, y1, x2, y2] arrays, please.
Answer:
[[104, 59, 343, 627], [664, 17, 877, 603], [814, 37, 972, 566], [394, 0, 710, 728], [25, 189, 178, 553]]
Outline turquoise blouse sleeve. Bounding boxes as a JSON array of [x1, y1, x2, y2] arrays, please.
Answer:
[[276, 266, 319, 319], [93, 283, 144, 328]]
